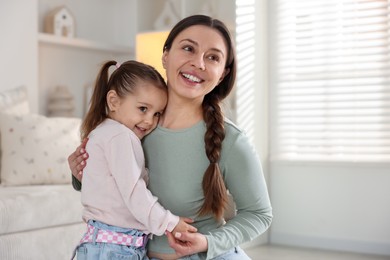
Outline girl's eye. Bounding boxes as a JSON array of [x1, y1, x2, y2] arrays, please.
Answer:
[[139, 107, 147, 113], [154, 112, 162, 117]]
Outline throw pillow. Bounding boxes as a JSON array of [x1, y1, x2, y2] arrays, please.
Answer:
[[0, 113, 81, 186], [0, 86, 30, 184]]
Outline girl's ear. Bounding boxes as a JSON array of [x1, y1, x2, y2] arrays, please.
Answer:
[[107, 90, 119, 112]]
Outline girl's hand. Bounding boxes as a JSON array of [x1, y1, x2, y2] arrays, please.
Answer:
[[67, 138, 89, 182], [172, 217, 197, 236], [166, 231, 208, 257]]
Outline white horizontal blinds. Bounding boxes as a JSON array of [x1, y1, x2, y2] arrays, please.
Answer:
[[273, 0, 390, 161], [236, 0, 256, 142]]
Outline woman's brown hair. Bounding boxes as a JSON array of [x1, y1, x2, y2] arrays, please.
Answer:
[[80, 60, 167, 140], [163, 15, 237, 220]]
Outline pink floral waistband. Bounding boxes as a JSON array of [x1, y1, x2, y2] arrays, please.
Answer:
[[80, 223, 148, 248]]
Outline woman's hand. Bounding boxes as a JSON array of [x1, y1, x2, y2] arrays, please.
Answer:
[[68, 138, 89, 182], [166, 231, 208, 257]]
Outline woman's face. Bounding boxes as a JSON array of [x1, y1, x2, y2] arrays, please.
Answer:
[[162, 25, 228, 102]]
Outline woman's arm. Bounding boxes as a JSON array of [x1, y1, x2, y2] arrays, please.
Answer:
[[167, 131, 272, 259], [205, 131, 273, 258], [68, 138, 89, 190]]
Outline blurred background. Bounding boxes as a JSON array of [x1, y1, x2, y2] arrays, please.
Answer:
[[0, 0, 389, 259]]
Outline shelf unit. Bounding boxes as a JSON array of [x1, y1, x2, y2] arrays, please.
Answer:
[[36, 0, 235, 118], [37, 0, 136, 117], [38, 33, 133, 54], [1, 0, 235, 118]]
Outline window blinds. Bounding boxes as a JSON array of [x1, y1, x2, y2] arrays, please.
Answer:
[[271, 0, 390, 162]]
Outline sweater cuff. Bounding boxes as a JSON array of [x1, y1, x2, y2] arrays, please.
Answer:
[[166, 215, 180, 232], [72, 175, 82, 191], [204, 234, 213, 260]]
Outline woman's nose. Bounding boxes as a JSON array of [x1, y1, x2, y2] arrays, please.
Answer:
[[191, 54, 205, 71]]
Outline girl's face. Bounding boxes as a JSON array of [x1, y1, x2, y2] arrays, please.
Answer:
[[107, 81, 167, 139], [162, 25, 228, 102]]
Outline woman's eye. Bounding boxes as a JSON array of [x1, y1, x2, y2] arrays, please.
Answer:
[[208, 55, 220, 62], [139, 107, 147, 113], [183, 46, 193, 52]]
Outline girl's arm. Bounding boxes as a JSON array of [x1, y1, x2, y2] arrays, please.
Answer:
[[109, 132, 194, 236]]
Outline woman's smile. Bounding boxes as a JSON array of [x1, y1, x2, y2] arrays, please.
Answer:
[[163, 25, 228, 101], [181, 72, 203, 84]]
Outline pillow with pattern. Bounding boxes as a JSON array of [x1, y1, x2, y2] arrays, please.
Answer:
[[0, 86, 30, 183], [0, 113, 81, 186]]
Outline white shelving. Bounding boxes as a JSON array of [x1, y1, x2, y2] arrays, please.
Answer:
[[1, 0, 235, 117], [38, 33, 133, 55], [37, 0, 136, 117], [36, 0, 234, 118]]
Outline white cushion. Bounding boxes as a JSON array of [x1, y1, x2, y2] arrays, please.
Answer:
[[0, 223, 85, 259], [0, 185, 83, 235], [0, 113, 81, 186], [0, 86, 30, 115], [0, 86, 30, 183]]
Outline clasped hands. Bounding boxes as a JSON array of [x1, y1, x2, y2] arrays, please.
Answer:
[[166, 229, 208, 258]]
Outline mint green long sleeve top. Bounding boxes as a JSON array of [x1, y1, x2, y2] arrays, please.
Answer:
[[142, 120, 272, 259], [72, 119, 272, 259]]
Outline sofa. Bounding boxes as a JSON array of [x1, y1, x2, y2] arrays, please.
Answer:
[[0, 86, 85, 259]]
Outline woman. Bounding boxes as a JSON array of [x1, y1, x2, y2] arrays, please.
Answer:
[[69, 15, 272, 259]]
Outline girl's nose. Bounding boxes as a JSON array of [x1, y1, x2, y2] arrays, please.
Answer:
[[144, 114, 154, 125]]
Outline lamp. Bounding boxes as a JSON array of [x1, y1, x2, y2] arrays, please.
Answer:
[[136, 31, 169, 80]]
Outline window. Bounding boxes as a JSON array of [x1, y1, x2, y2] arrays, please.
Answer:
[[270, 0, 390, 162], [235, 0, 256, 142]]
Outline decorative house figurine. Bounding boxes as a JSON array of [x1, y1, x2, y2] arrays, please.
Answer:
[[47, 85, 75, 117], [44, 6, 75, 38], [154, 0, 180, 30]]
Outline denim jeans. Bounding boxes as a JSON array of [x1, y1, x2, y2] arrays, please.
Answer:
[[149, 246, 251, 260], [75, 220, 148, 260]]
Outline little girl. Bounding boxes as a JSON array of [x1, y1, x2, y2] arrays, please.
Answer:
[[73, 60, 196, 259]]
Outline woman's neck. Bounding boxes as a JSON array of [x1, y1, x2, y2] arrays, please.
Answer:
[[160, 97, 203, 129]]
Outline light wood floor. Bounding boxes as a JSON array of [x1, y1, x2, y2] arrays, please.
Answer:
[[244, 245, 390, 260]]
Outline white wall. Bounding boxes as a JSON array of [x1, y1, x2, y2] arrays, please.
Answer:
[[0, 0, 38, 112], [269, 162, 390, 256], [239, 0, 271, 248], [267, 0, 390, 256], [253, 0, 269, 180]]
